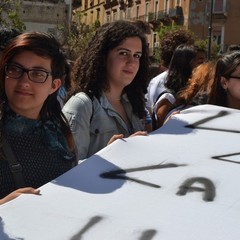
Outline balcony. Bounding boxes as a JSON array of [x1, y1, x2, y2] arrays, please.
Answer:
[[207, 1, 228, 20], [119, 0, 126, 10], [149, 11, 167, 21], [127, 0, 133, 7], [103, 0, 119, 9]]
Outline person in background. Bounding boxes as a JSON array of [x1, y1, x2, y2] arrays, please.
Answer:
[[153, 44, 198, 128], [163, 61, 216, 125], [0, 27, 21, 55], [63, 20, 149, 160], [208, 51, 240, 109], [57, 60, 72, 107], [194, 46, 207, 66], [146, 29, 195, 116], [0, 32, 77, 205], [175, 61, 215, 108]]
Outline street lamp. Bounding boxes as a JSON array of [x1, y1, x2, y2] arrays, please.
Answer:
[[207, 0, 214, 60]]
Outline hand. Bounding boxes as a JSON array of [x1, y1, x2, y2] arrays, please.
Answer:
[[107, 131, 148, 146], [164, 110, 181, 124], [0, 187, 41, 205], [129, 131, 148, 137], [107, 134, 124, 145]]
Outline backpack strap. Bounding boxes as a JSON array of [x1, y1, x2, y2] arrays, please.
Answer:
[[151, 90, 170, 130], [154, 90, 170, 106], [2, 137, 26, 188]]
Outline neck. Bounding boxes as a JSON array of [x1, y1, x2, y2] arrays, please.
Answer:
[[104, 90, 122, 102]]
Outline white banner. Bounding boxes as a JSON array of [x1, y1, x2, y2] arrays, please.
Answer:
[[1, 104, 240, 240]]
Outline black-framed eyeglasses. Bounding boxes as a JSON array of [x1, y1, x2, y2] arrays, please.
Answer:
[[228, 76, 240, 80], [5, 63, 52, 83]]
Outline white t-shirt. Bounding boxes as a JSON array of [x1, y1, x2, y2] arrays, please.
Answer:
[[146, 70, 168, 113]]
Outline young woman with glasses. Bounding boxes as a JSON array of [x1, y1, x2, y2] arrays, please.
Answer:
[[208, 51, 240, 109], [0, 32, 77, 205]]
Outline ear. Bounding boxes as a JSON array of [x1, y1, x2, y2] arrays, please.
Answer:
[[50, 79, 61, 94], [220, 76, 228, 90]]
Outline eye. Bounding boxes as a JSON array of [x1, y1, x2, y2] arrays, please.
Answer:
[[119, 50, 129, 56], [9, 65, 22, 73], [33, 71, 44, 77], [133, 53, 142, 59]]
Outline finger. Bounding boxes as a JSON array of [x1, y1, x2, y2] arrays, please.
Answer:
[[17, 187, 41, 195], [131, 131, 148, 137]]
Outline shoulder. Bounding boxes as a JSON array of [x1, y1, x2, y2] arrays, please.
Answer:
[[63, 92, 93, 114], [150, 71, 168, 85], [153, 92, 175, 113]]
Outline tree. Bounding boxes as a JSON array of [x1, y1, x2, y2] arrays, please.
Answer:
[[65, 10, 99, 61], [0, 0, 25, 31], [195, 38, 220, 60]]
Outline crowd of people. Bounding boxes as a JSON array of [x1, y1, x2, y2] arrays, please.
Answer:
[[0, 21, 240, 204]]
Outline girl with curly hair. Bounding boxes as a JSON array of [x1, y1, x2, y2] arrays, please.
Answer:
[[63, 20, 150, 160]]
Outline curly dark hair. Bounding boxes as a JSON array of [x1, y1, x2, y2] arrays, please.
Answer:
[[160, 29, 194, 68], [70, 20, 150, 119]]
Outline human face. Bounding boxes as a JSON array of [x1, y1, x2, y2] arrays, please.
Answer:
[[5, 51, 61, 119], [221, 65, 240, 109], [106, 37, 142, 90]]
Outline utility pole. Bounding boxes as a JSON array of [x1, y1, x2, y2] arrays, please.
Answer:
[[207, 0, 214, 60]]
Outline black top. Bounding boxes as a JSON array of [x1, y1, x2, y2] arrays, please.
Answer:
[[0, 108, 76, 198]]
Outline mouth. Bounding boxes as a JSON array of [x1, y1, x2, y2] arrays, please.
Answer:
[[123, 69, 134, 74], [15, 90, 33, 96]]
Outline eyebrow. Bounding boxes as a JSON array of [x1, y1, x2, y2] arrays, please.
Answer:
[[11, 61, 50, 71], [117, 47, 142, 54]]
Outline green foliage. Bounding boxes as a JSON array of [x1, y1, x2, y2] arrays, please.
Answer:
[[195, 38, 221, 60], [155, 23, 220, 62], [154, 23, 195, 64], [157, 24, 191, 40], [64, 11, 99, 61], [0, 0, 25, 31]]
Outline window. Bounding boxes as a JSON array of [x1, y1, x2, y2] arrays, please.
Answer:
[[113, 10, 117, 21], [164, 0, 169, 14], [120, 9, 124, 20], [136, 5, 140, 19], [127, 7, 132, 18], [106, 12, 111, 23], [154, 0, 158, 16], [145, 2, 149, 21], [213, 0, 226, 12], [97, 9, 100, 20], [175, 0, 181, 6], [84, 0, 88, 9]]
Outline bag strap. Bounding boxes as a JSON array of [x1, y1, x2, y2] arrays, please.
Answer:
[[2, 137, 26, 188], [154, 90, 170, 106], [151, 90, 170, 130]]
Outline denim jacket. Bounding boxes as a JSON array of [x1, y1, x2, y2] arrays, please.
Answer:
[[63, 92, 145, 160]]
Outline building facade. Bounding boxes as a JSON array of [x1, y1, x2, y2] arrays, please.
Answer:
[[18, 0, 72, 41], [77, 0, 240, 53]]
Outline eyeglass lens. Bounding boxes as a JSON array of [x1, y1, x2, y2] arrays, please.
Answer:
[[5, 63, 50, 83]]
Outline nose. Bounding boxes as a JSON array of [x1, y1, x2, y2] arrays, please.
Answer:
[[127, 54, 136, 64], [18, 72, 31, 84]]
